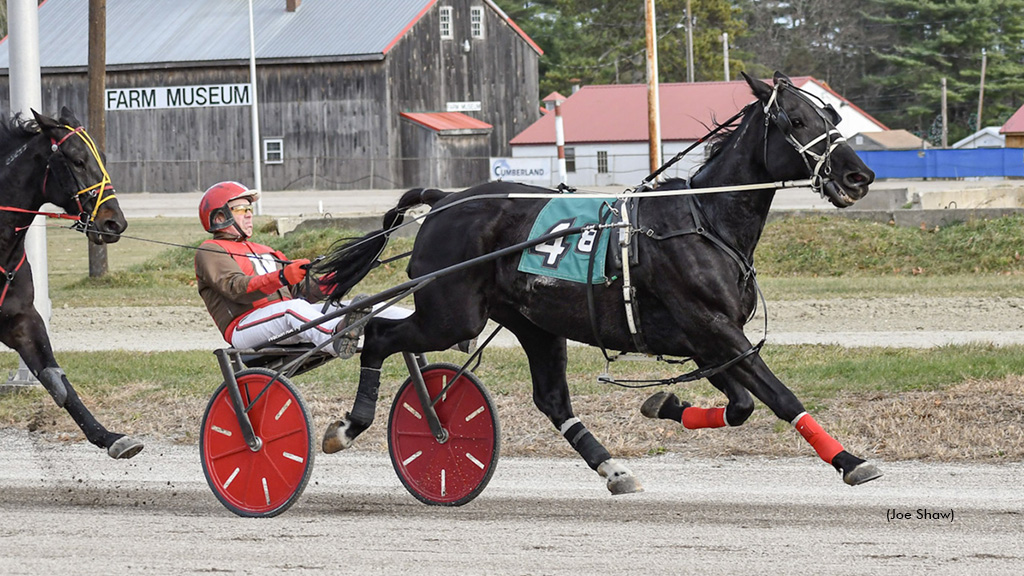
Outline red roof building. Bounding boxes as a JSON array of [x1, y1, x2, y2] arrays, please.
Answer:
[[1000, 105, 1024, 148], [506, 77, 888, 187]]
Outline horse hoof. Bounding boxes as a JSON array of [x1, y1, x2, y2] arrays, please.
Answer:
[[322, 419, 354, 454], [597, 459, 644, 495], [640, 391, 673, 419], [107, 436, 144, 459], [843, 462, 883, 486]]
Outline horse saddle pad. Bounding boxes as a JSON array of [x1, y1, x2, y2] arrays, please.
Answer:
[[517, 196, 616, 284]]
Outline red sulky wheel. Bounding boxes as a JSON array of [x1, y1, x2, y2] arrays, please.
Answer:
[[388, 363, 500, 506], [200, 368, 314, 517]]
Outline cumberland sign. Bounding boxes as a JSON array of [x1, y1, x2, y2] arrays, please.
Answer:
[[106, 83, 252, 111]]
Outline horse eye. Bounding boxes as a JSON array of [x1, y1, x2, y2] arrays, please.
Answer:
[[74, 158, 86, 168], [791, 117, 805, 128]]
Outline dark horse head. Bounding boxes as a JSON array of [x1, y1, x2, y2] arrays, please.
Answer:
[[732, 71, 875, 207], [0, 107, 127, 244]]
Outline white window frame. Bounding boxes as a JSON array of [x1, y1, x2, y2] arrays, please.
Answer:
[[440, 6, 454, 40], [263, 138, 284, 165], [471, 6, 485, 39], [564, 147, 576, 173], [597, 150, 609, 174]]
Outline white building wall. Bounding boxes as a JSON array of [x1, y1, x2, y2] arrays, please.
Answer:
[[799, 83, 884, 138], [511, 141, 707, 187]]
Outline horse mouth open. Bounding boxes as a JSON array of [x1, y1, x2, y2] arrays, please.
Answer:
[[822, 176, 872, 209]]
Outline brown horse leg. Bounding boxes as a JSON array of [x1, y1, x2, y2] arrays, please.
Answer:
[[5, 316, 143, 459]]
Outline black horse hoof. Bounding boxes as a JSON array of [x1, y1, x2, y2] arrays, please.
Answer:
[[843, 462, 883, 486], [107, 436, 144, 459]]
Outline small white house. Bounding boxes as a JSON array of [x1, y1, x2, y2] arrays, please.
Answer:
[[506, 77, 888, 188], [952, 127, 1005, 149]]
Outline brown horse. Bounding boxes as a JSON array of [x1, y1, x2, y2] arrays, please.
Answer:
[[0, 107, 142, 459]]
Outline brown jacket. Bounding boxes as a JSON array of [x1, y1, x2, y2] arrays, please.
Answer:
[[194, 233, 324, 340]]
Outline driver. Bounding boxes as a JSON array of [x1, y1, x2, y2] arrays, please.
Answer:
[[193, 181, 404, 358]]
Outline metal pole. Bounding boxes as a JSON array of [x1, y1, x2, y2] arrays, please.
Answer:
[[247, 0, 263, 213], [6, 0, 46, 387], [977, 48, 987, 137], [645, 0, 662, 172], [941, 77, 948, 148], [685, 0, 694, 83], [722, 32, 730, 81], [554, 101, 566, 184], [87, 0, 108, 277]]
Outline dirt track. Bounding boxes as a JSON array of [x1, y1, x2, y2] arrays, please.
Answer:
[[7, 294, 1024, 574], [45, 295, 1024, 351], [1, 429, 1022, 576]]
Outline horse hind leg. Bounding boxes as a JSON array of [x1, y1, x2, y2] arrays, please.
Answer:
[[641, 374, 755, 429], [498, 311, 641, 495]]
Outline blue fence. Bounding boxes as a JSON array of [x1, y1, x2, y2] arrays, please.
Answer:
[[858, 148, 1024, 179]]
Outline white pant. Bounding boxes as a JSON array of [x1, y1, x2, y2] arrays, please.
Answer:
[[230, 298, 412, 354]]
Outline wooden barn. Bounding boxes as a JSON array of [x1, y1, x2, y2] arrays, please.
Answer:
[[0, 0, 542, 192]]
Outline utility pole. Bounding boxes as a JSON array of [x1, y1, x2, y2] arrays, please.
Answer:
[[977, 48, 987, 135], [941, 77, 948, 148], [88, 0, 108, 277], [685, 0, 694, 83], [721, 32, 730, 81], [645, 0, 662, 172]]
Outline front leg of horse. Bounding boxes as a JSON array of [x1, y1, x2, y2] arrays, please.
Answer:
[[9, 325, 143, 459], [558, 417, 643, 495]]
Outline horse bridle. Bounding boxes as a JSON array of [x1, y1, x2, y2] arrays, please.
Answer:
[[0, 125, 115, 308], [44, 125, 117, 230], [763, 80, 846, 194]]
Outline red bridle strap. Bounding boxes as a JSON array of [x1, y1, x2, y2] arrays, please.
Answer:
[[0, 205, 84, 222], [0, 250, 28, 308]]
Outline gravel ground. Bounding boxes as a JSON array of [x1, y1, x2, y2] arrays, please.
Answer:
[[45, 296, 1024, 351]]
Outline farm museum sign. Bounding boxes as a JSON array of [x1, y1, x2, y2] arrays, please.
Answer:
[[106, 83, 252, 111]]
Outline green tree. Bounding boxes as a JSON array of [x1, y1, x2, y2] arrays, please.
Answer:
[[864, 0, 1024, 143], [495, 1, 746, 98]]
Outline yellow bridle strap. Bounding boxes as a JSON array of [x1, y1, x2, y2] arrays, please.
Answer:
[[58, 125, 116, 218]]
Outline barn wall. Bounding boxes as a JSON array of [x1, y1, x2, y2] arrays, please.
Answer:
[[386, 0, 540, 157], [400, 120, 491, 188]]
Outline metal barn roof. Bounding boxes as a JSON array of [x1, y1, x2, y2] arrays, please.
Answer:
[[1001, 105, 1024, 134], [0, 0, 539, 70]]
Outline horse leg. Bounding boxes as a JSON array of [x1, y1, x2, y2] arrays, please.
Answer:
[[726, 351, 882, 485], [3, 315, 143, 459], [641, 374, 755, 429], [322, 307, 486, 454], [496, 311, 642, 495]]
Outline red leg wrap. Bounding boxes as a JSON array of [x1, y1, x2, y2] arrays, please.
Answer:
[[794, 413, 844, 464], [681, 407, 727, 429]]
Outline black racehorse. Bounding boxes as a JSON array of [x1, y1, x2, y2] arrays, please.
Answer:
[[318, 72, 879, 492], [0, 107, 142, 459]]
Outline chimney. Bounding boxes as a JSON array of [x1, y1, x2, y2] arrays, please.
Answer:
[[287, 0, 301, 12]]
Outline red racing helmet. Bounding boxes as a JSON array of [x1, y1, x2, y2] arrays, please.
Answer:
[[199, 181, 260, 233]]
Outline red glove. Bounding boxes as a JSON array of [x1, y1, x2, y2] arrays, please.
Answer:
[[280, 259, 310, 286]]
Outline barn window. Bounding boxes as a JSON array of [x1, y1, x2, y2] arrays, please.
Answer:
[[440, 6, 453, 40], [564, 147, 576, 173], [471, 6, 485, 39], [597, 150, 609, 174], [264, 138, 284, 164]]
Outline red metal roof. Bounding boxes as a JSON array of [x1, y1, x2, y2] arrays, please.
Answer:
[[542, 91, 567, 102], [400, 111, 493, 132], [511, 77, 886, 145], [1000, 104, 1024, 134]]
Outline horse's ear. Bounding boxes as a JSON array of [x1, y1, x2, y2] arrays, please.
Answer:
[[773, 71, 792, 86], [59, 106, 80, 127], [742, 71, 773, 102], [32, 109, 61, 132]]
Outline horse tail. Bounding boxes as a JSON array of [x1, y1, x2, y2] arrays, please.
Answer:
[[316, 187, 448, 302]]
